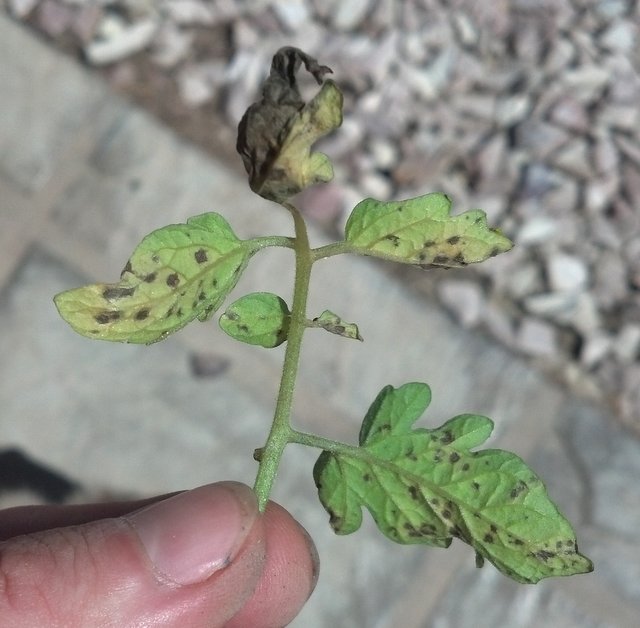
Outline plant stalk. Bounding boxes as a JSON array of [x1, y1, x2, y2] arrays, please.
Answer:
[[252, 202, 314, 511]]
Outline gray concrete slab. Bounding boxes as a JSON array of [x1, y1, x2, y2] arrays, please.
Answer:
[[1, 13, 639, 627]]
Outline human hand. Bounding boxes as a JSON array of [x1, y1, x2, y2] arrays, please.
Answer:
[[0, 482, 318, 627]]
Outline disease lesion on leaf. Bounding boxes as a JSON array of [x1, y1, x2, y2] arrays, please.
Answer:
[[236, 46, 343, 202]]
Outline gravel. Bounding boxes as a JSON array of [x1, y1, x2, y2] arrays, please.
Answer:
[[3, 0, 640, 431]]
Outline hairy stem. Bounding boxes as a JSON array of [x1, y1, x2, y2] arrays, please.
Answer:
[[253, 202, 314, 511]]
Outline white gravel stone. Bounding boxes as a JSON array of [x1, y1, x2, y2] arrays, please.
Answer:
[[581, 333, 613, 368], [368, 138, 398, 170], [547, 253, 589, 292], [549, 97, 590, 133], [613, 324, 640, 363], [331, 0, 371, 30], [8, 0, 38, 17], [438, 280, 484, 328], [506, 263, 543, 299], [516, 317, 557, 356], [163, 0, 214, 25], [524, 292, 578, 318], [517, 217, 558, 246], [495, 94, 531, 126], [86, 17, 158, 65], [553, 140, 592, 178], [358, 172, 392, 200], [599, 20, 637, 53], [273, 0, 310, 30]]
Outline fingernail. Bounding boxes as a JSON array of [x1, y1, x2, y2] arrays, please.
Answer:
[[125, 483, 257, 586]]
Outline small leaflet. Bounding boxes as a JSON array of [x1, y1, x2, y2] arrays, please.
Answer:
[[236, 46, 343, 202], [344, 193, 513, 268], [219, 292, 290, 348], [314, 383, 593, 584], [54, 213, 252, 344], [311, 310, 363, 341]]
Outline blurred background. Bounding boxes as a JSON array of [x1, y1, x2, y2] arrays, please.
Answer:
[[1, 1, 639, 626]]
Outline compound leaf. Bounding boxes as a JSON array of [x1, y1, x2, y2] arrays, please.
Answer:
[[344, 193, 513, 268], [314, 383, 593, 584], [220, 292, 290, 348], [54, 213, 253, 344]]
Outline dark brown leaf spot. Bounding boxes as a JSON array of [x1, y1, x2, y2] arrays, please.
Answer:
[[144, 272, 157, 283], [166, 273, 180, 287], [439, 430, 454, 444], [433, 255, 450, 265], [95, 311, 121, 324], [510, 480, 528, 499], [423, 240, 436, 248], [483, 533, 494, 543], [449, 452, 460, 463], [447, 235, 460, 245], [462, 463, 470, 471], [194, 249, 208, 264], [102, 286, 136, 300], [135, 308, 150, 321]]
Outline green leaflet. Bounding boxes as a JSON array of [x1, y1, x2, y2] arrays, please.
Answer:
[[220, 292, 290, 348], [310, 310, 363, 341], [54, 213, 253, 344], [344, 193, 513, 267], [313, 383, 593, 584]]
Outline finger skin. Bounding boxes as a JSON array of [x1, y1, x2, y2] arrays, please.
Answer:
[[0, 484, 318, 628], [227, 502, 319, 628]]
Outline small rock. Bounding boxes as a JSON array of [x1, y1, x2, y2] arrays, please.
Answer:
[[517, 120, 569, 159], [549, 97, 590, 133], [545, 176, 580, 213], [368, 138, 398, 170], [189, 353, 231, 378], [599, 105, 639, 132], [585, 174, 620, 213], [177, 64, 215, 107], [524, 292, 578, 318], [516, 317, 557, 357], [506, 263, 543, 299], [495, 94, 531, 126], [563, 66, 610, 102], [482, 300, 516, 347], [37, 0, 74, 37], [359, 172, 392, 199], [164, 0, 214, 25], [402, 48, 455, 102], [599, 20, 637, 53], [273, 0, 310, 30], [331, 0, 371, 30], [86, 17, 158, 65], [544, 39, 576, 74], [452, 11, 479, 47], [614, 134, 640, 166], [553, 140, 592, 178], [547, 253, 589, 292], [593, 134, 620, 174], [517, 216, 557, 245], [151, 24, 194, 68], [581, 333, 613, 368], [438, 280, 484, 328], [8, 0, 38, 18], [572, 292, 601, 334], [613, 324, 640, 363]]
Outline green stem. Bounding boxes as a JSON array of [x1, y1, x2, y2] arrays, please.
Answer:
[[250, 235, 296, 252], [311, 241, 354, 261], [252, 202, 314, 511]]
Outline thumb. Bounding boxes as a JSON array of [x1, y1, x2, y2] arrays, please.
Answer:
[[0, 482, 266, 627]]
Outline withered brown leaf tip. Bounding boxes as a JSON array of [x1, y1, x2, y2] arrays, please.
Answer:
[[236, 47, 343, 202]]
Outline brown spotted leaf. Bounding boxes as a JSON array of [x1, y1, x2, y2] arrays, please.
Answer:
[[344, 193, 513, 267], [54, 213, 253, 344], [313, 383, 593, 583], [236, 46, 343, 202]]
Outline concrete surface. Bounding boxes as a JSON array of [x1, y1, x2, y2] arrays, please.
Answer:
[[1, 15, 639, 627]]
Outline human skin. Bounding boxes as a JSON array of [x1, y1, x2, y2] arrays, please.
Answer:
[[0, 482, 318, 627]]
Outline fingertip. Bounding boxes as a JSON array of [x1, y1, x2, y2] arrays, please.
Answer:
[[226, 501, 319, 628]]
